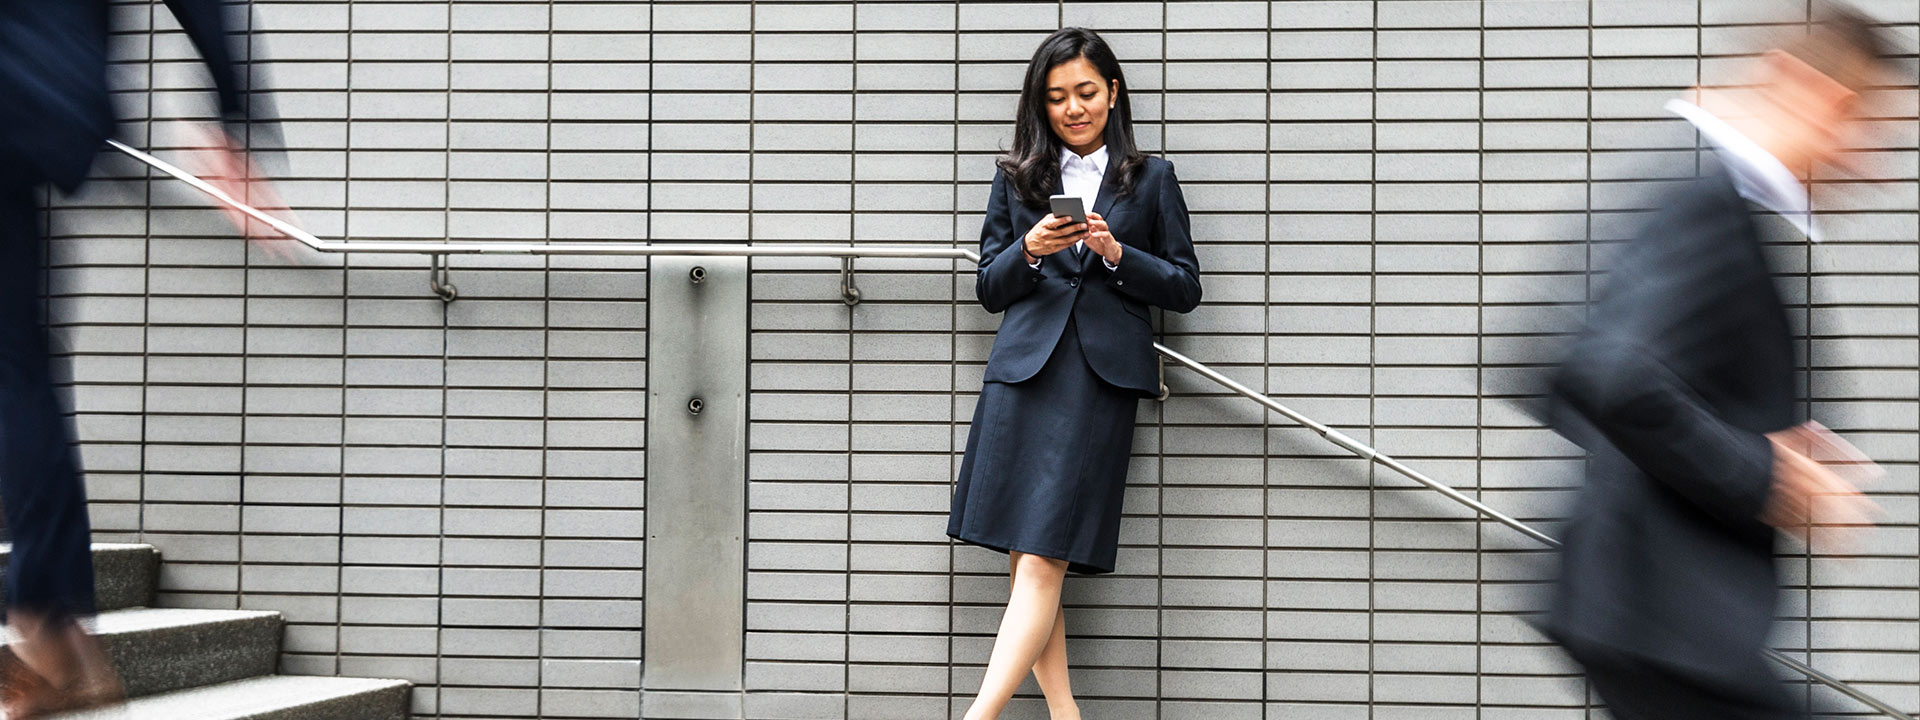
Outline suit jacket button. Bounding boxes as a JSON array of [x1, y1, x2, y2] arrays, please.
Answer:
[[1115, 280, 1124, 286], [1068, 278, 1079, 288]]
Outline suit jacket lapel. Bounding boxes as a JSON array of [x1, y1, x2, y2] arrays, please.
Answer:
[[1091, 157, 1121, 218], [1741, 198, 1806, 368], [1074, 238, 1100, 273], [1082, 157, 1126, 272]]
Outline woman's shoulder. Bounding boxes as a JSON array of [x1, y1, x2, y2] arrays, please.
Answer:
[[1129, 155, 1178, 193], [1137, 154, 1176, 180], [987, 162, 1014, 189]]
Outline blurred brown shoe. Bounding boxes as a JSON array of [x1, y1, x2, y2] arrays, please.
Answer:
[[0, 623, 124, 719], [0, 653, 66, 720], [61, 636, 123, 712]]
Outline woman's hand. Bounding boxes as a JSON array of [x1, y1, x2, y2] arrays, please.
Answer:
[[1084, 212, 1123, 265], [1023, 214, 1085, 262]]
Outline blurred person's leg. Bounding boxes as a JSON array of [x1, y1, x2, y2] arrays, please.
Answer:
[[0, 170, 117, 715]]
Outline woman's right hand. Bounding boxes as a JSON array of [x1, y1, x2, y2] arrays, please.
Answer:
[[1022, 214, 1085, 262]]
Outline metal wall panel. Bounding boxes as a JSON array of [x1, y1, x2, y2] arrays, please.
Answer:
[[645, 257, 748, 695]]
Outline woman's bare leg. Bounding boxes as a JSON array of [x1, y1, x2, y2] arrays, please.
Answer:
[[1008, 555, 1079, 719], [964, 551, 1069, 720], [1031, 602, 1078, 719]]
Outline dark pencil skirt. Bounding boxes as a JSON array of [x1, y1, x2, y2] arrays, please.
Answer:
[[947, 315, 1140, 575]]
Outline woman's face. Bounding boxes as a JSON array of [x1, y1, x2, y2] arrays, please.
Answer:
[[1045, 56, 1116, 155]]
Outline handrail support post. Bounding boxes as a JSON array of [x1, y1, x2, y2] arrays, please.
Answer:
[[1156, 353, 1170, 402]]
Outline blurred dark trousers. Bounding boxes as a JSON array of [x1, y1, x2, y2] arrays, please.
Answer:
[[1572, 640, 1803, 720], [0, 164, 96, 621]]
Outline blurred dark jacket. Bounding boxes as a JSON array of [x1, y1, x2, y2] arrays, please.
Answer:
[[0, 0, 244, 190], [1545, 166, 1798, 700]]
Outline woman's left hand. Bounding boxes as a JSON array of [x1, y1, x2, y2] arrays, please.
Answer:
[[1084, 212, 1123, 266]]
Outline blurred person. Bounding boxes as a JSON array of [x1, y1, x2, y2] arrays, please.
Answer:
[[1543, 5, 1897, 719], [1, 0, 287, 715], [947, 27, 1201, 720]]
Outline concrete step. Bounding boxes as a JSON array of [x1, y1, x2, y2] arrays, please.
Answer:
[[0, 543, 159, 612], [4, 608, 283, 699], [46, 675, 411, 720], [93, 609, 282, 698]]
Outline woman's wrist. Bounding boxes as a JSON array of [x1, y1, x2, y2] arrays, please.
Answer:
[[1022, 234, 1039, 263]]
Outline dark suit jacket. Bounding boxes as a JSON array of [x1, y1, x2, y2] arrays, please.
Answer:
[[0, 0, 243, 190], [1545, 168, 1797, 695], [976, 156, 1202, 396]]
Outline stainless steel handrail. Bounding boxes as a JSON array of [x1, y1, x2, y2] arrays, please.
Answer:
[[109, 139, 978, 261], [1153, 344, 1562, 548], [109, 140, 1916, 720]]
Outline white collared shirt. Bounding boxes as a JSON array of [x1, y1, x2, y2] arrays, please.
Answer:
[[1028, 145, 1118, 269], [1666, 98, 1821, 242]]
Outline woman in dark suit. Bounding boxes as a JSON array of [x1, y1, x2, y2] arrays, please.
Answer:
[[948, 27, 1201, 720]]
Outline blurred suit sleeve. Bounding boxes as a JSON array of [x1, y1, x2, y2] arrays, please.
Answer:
[[162, 0, 246, 121], [1548, 209, 1777, 528]]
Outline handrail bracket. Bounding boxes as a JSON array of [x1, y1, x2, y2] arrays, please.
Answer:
[[840, 257, 861, 305], [429, 254, 458, 302]]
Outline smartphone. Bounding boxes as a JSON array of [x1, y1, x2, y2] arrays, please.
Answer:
[[1048, 195, 1087, 227]]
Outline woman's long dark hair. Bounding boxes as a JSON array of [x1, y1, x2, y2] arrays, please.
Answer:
[[999, 27, 1147, 209]]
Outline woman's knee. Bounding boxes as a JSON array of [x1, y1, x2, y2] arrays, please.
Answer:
[[1012, 553, 1067, 584]]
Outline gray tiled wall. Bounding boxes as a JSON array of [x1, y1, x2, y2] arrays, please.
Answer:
[[56, 1, 1920, 718]]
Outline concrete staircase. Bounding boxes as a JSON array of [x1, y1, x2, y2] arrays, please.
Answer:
[[0, 543, 410, 720]]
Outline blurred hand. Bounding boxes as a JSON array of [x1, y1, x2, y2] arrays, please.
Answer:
[[1084, 211, 1122, 265], [1763, 421, 1881, 550], [1022, 214, 1084, 261], [186, 124, 304, 264]]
